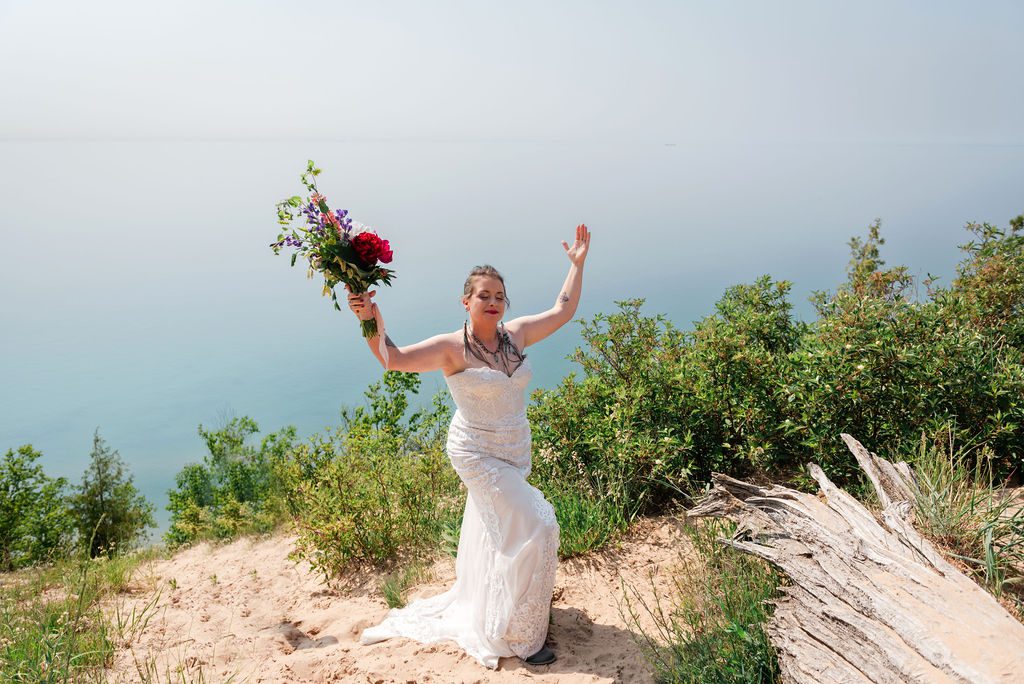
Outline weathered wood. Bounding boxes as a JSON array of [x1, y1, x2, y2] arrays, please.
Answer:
[[688, 433, 1024, 684]]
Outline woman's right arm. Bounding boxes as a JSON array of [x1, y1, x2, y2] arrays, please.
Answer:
[[347, 290, 456, 373]]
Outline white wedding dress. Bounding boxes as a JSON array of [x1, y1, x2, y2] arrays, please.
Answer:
[[360, 357, 560, 668]]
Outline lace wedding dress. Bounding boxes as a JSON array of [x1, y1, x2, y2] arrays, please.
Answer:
[[360, 357, 560, 668]]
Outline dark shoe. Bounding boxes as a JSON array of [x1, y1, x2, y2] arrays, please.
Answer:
[[525, 646, 556, 666]]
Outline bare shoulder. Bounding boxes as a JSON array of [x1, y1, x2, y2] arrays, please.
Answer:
[[437, 329, 465, 372]]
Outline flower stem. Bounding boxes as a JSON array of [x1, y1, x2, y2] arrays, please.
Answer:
[[360, 318, 379, 338]]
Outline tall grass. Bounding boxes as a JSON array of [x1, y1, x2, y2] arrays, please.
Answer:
[[0, 549, 161, 682], [542, 480, 638, 558], [622, 518, 780, 684], [909, 431, 1024, 615], [0, 546, 242, 683], [378, 561, 433, 609]]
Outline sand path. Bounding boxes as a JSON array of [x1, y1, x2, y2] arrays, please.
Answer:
[[106, 516, 689, 683]]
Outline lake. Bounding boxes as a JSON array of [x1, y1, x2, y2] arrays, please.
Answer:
[[1, 139, 1022, 532]]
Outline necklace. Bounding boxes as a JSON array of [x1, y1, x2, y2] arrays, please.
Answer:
[[463, 322, 526, 376], [469, 327, 501, 357]]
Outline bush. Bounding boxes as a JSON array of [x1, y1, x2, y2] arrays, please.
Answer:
[[275, 371, 462, 576], [69, 429, 155, 558], [681, 276, 805, 478], [529, 301, 695, 532], [792, 220, 1024, 480], [0, 445, 74, 570], [531, 215, 1024, 514], [165, 417, 297, 546], [529, 280, 806, 542]]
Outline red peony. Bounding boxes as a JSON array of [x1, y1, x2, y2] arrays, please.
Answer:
[[378, 239, 393, 264], [352, 232, 394, 265]]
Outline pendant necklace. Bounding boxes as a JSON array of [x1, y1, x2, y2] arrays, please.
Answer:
[[464, 322, 525, 377]]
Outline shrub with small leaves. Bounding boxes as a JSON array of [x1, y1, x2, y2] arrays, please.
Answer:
[[0, 445, 74, 570], [165, 418, 297, 546], [275, 372, 463, 576]]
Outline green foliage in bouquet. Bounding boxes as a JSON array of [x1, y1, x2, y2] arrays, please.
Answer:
[[272, 161, 395, 337], [274, 372, 463, 576]]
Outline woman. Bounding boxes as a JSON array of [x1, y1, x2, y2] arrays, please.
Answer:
[[352, 224, 591, 669]]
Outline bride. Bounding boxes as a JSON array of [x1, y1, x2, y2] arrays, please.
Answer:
[[347, 223, 591, 669]]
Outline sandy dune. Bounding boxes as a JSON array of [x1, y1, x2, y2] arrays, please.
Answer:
[[106, 516, 689, 683]]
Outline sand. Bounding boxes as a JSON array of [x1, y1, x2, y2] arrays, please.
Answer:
[[105, 516, 690, 683]]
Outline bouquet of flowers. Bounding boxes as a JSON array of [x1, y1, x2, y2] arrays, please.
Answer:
[[271, 160, 394, 337]]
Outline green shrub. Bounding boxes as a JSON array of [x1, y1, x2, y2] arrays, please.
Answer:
[[0, 445, 74, 570], [529, 301, 696, 527], [529, 280, 805, 543], [791, 220, 1024, 481], [944, 214, 1024, 352], [69, 429, 155, 558], [165, 417, 296, 546], [680, 276, 805, 478], [275, 372, 463, 576], [532, 215, 1024, 515]]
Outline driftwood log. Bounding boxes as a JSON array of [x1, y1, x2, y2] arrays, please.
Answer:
[[688, 433, 1024, 684]]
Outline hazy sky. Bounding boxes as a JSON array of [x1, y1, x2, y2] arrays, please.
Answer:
[[1, 0, 1022, 143], [3, 1, 1024, 529]]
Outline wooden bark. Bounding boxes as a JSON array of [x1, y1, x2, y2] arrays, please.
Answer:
[[687, 433, 1024, 684]]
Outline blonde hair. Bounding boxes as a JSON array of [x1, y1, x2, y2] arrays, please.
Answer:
[[463, 265, 510, 307]]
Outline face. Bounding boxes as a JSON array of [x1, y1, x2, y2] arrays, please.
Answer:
[[463, 276, 507, 324]]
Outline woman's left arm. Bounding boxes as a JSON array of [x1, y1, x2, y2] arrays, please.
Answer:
[[506, 223, 591, 348]]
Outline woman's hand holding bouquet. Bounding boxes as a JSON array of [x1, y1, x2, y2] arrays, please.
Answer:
[[271, 160, 395, 337]]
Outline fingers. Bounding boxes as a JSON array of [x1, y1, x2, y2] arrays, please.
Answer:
[[346, 290, 376, 303], [561, 240, 570, 252], [346, 290, 377, 319], [569, 223, 590, 248]]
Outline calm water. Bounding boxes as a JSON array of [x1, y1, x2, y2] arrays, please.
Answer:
[[2, 140, 1022, 532]]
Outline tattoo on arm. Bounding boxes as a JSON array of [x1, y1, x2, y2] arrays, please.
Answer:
[[559, 292, 570, 304], [384, 335, 397, 348]]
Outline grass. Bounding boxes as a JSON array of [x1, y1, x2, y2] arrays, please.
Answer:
[[622, 518, 780, 684], [0, 543, 251, 684], [0, 547, 164, 682], [543, 481, 639, 559], [616, 433, 1023, 684], [908, 432, 1024, 617], [117, 643, 242, 684], [378, 560, 433, 609]]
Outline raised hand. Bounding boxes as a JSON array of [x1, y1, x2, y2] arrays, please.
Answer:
[[561, 223, 591, 267]]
